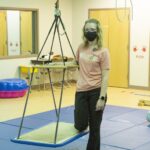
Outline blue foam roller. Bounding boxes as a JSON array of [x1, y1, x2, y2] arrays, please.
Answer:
[[0, 78, 28, 91]]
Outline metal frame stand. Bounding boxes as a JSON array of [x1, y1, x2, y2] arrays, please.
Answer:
[[17, 0, 77, 144]]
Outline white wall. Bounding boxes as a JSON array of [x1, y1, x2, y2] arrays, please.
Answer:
[[72, 0, 150, 88], [0, 0, 72, 79], [0, 57, 35, 79], [129, 0, 150, 87], [1, 0, 150, 88]]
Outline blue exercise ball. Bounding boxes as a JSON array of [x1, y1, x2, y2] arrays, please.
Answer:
[[146, 111, 150, 122]]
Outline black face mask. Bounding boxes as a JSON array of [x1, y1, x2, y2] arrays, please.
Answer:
[[84, 31, 97, 41]]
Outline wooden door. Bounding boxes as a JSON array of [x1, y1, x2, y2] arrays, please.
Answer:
[[0, 11, 7, 56], [89, 9, 130, 87], [20, 11, 32, 54]]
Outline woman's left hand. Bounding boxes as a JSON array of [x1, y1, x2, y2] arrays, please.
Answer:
[[95, 99, 105, 111]]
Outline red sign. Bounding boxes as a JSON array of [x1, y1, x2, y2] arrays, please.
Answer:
[[133, 47, 137, 52]]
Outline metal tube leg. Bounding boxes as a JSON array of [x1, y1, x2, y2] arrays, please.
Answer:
[[54, 68, 66, 144], [56, 17, 65, 66], [58, 16, 76, 59], [47, 68, 58, 117], [49, 17, 58, 61], [37, 18, 56, 60], [17, 68, 35, 139]]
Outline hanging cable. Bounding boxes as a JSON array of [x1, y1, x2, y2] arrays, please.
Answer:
[[130, 0, 133, 20], [115, 0, 133, 22], [115, 0, 127, 22]]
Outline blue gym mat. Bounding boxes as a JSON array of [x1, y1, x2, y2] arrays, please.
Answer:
[[103, 105, 136, 120], [0, 104, 150, 150], [102, 125, 150, 149], [101, 120, 134, 138], [3, 116, 53, 129], [0, 123, 31, 140], [134, 142, 150, 150], [3, 107, 74, 130], [0, 139, 126, 150], [109, 109, 148, 125]]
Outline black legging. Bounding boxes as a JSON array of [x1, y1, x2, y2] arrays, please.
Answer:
[[74, 88, 106, 150]]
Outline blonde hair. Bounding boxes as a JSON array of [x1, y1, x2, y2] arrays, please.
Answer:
[[82, 18, 103, 49]]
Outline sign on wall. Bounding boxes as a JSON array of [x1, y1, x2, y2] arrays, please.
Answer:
[[7, 10, 20, 56], [129, 33, 149, 87]]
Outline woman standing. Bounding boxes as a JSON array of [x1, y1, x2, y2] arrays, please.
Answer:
[[74, 18, 110, 150]]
